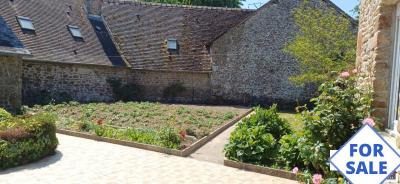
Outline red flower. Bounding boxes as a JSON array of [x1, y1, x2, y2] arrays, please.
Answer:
[[97, 119, 104, 126], [179, 130, 186, 139]]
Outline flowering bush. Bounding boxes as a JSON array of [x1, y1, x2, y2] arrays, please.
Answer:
[[295, 71, 373, 175]]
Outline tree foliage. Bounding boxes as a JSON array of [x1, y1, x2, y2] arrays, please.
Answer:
[[141, 0, 243, 8], [284, 3, 356, 85]]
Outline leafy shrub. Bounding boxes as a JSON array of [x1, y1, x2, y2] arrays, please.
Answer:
[[278, 134, 303, 169], [107, 78, 144, 102], [224, 105, 292, 165], [0, 108, 12, 122], [163, 82, 187, 99], [245, 105, 292, 140], [225, 123, 277, 165], [296, 72, 372, 174], [0, 112, 58, 170]]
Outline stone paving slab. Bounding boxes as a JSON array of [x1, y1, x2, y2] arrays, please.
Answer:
[[0, 134, 297, 184]]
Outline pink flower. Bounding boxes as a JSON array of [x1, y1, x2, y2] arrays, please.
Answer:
[[352, 69, 358, 74], [292, 167, 299, 174], [312, 174, 323, 184], [340, 71, 350, 78], [362, 118, 376, 127]]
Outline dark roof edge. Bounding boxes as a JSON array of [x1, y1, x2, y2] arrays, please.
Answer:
[[102, 0, 255, 11], [88, 14, 132, 68]]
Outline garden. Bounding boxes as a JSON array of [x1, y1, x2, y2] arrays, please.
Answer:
[[26, 102, 247, 150], [224, 71, 374, 184]]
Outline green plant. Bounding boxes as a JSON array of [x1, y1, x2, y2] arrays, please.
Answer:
[[278, 134, 303, 169], [284, 2, 356, 85], [224, 105, 292, 165], [0, 112, 58, 170], [296, 72, 373, 175], [225, 124, 277, 165], [158, 126, 180, 148], [245, 105, 292, 140], [0, 108, 12, 122], [163, 82, 187, 99]]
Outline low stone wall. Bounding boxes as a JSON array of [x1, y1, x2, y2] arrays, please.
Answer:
[[22, 60, 211, 104], [0, 55, 22, 112]]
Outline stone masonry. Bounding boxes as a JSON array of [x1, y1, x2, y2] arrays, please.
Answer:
[[210, 0, 344, 108], [22, 60, 211, 104], [0, 55, 22, 112], [357, 0, 400, 147], [357, 0, 395, 126]]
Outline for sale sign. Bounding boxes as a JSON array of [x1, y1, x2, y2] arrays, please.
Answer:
[[329, 125, 400, 184]]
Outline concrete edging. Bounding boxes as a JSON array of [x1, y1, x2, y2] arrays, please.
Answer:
[[56, 109, 253, 157], [223, 159, 297, 181]]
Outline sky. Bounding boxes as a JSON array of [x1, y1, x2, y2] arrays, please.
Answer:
[[241, 0, 359, 17]]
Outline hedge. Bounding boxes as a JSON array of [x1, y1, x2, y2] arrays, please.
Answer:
[[0, 110, 58, 170]]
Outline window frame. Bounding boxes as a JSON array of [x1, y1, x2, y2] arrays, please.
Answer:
[[67, 25, 83, 39], [16, 16, 35, 31], [167, 38, 178, 50]]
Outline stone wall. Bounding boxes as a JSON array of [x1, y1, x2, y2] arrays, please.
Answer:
[[130, 70, 211, 103], [0, 55, 22, 112], [356, 0, 397, 126], [210, 0, 328, 109], [22, 60, 211, 104]]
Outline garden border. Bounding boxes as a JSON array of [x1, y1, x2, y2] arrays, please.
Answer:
[[56, 108, 253, 157], [223, 159, 297, 181]]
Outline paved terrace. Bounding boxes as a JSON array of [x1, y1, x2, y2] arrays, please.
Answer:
[[0, 134, 297, 184]]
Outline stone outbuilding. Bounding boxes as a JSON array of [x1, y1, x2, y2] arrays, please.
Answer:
[[0, 0, 353, 111]]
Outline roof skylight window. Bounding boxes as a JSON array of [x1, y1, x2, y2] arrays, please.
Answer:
[[167, 38, 178, 50], [67, 25, 83, 39], [16, 16, 35, 31]]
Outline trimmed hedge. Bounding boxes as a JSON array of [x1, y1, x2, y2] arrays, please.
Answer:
[[0, 110, 58, 170]]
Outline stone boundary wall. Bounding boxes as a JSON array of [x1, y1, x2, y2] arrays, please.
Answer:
[[22, 60, 211, 105], [0, 55, 22, 112]]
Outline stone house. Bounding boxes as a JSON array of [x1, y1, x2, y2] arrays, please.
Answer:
[[357, 0, 400, 147], [0, 0, 352, 111]]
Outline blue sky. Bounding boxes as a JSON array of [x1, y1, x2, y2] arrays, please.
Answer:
[[241, 0, 359, 17]]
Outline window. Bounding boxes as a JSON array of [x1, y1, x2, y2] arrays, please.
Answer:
[[167, 38, 178, 50], [16, 16, 35, 31], [67, 25, 83, 39]]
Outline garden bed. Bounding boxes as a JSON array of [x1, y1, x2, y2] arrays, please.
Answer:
[[27, 102, 251, 156], [224, 159, 297, 181]]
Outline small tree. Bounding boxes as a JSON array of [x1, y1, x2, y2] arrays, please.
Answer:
[[284, 3, 357, 85]]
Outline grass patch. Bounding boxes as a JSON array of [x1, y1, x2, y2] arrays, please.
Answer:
[[278, 112, 303, 134], [27, 102, 246, 149]]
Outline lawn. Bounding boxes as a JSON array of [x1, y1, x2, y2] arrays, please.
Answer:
[[278, 112, 303, 133], [27, 101, 248, 149]]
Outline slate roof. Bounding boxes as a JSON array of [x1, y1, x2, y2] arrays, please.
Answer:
[[0, 0, 124, 66], [101, 1, 254, 71], [0, 15, 30, 56]]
